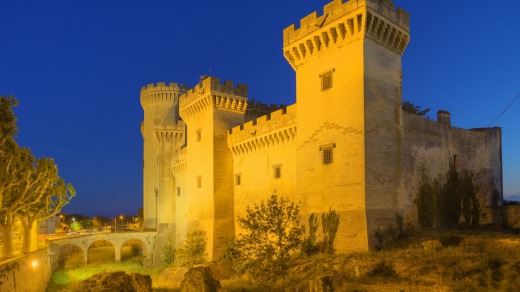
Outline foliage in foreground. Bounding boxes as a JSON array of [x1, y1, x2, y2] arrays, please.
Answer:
[[0, 96, 75, 258], [226, 194, 305, 282], [176, 230, 207, 268], [301, 208, 340, 255], [402, 100, 431, 117], [415, 161, 480, 229]]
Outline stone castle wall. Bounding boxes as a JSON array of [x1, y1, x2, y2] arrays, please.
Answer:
[[142, 0, 503, 261], [0, 249, 52, 291], [400, 112, 503, 225], [229, 105, 298, 235], [505, 205, 520, 228]]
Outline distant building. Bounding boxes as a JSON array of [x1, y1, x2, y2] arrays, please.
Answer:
[[140, 0, 503, 261], [38, 216, 58, 235]]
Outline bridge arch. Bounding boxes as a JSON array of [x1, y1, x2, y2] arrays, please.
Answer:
[[49, 232, 157, 265], [55, 244, 85, 268], [121, 238, 148, 261], [87, 239, 116, 264]]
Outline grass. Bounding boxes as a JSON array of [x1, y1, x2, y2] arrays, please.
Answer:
[[218, 229, 520, 291], [47, 229, 520, 291], [47, 246, 164, 291]]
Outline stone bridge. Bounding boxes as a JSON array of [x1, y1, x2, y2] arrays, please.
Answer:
[[48, 232, 157, 265]]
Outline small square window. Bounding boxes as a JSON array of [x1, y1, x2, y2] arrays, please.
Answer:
[[273, 165, 282, 179], [196, 129, 202, 142], [320, 69, 335, 91], [235, 174, 241, 186], [321, 144, 336, 165], [197, 176, 202, 188]]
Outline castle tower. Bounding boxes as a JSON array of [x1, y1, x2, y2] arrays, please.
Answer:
[[179, 77, 247, 260], [140, 82, 187, 232], [284, 0, 409, 251]]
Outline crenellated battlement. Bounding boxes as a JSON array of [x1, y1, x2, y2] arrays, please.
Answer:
[[228, 104, 297, 155], [141, 82, 188, 94], [140, 82, 188, 108], [245, 99, 287, 122], [284, 0, 408, 47], [153, 120, 186, 143], [179, 76, 248, 120], [283, 0, 409, 69], [180, 77, 247, 106], [172, 147, 187, 171]]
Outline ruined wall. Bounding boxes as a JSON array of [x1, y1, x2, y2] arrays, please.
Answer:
[[229, 105, 298, 235], [400, 112, 503, 225], [0, 249, 51, 292]]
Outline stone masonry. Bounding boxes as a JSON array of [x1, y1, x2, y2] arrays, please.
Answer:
[[140, 0, 503, 262]]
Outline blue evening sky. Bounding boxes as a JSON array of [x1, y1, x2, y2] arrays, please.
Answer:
[[1, 0, 519, 217]]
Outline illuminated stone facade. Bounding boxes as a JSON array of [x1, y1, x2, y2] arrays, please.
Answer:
[[140, 0, 503, 261]]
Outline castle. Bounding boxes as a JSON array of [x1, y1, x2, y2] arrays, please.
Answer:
[[140, 0, 503, 261]]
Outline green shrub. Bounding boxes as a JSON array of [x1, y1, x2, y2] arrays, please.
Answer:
[[225, 195, 304, 282], [301, 209, 341, 256], [162, 236, 175, 265], [321, 208, 340, 254], [301, 213, 320, 256], [176, 230, 207, 268]]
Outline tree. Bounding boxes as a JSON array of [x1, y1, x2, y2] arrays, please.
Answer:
[[321, 208, 340, 254], [438, 161, 461, 227], [18, 176, 75, 253], [415, 174, 437, 228], [70, 221, 83, 232], [0, 143, 40, 258], [402, 101, 431, 117], [301, 209, 341, 256], [0, 96, 18, 147], [82, 218, 93, 229], [93, 216, 111, 228], [460, 171, 480, 226], [176, 230, 207, 267], [415, 162, 480, 230], [0, 97, 76, 257], [226, 195, 304, 282]]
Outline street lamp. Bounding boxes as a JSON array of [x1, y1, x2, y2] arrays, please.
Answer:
[[119, 215, 124, 232]]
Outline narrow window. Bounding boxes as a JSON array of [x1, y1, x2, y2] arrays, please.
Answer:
[[177, 187, 181, 197], [235, 174, 241, 186], [273, 165, 282, 179], [321, 143, 336, 165], [196, 129, 202, 142], [320, 69, 335, 91], [197, 176, 202, 188]]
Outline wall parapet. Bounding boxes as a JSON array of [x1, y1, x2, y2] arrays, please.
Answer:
[[154, 121, 186, 143], [228, 104, 297, 155], [141, 82, 188, 94], [140, 82, 188, 108], [173, 147, 187, 171], [283, 0, 409, 69], [283, 0, 408, 48], [245, 99, 287, 122], [179, 77, 248, 119]]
